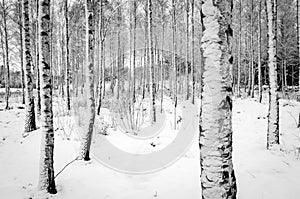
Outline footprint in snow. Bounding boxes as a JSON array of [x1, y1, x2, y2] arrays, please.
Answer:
[[150, 142, 156, 147]]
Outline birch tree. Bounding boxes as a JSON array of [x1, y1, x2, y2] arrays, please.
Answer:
[[132, 1, 137, 103], [79, 0, 96, 161], [237, 0, 242, 97], [185, 0, 189, 100], [298, 0, 300, 93], [142, 1, 148, 99], [258, 1, 263, 103], [23, 0, 37, 134], [38, 0, 56, 194], [200, 0, 237, 198], [266, 0, 280, 149], [148, 0, 156, 122], [191, 0, 195, 104], [18, 1, 26, 105], [198, 1, 203, 98], [158, 0, 166, 113], [250, 0, 255, 98], [172, 0, 177, 128], [1, 0, 10, 110], [117, 2, 121, 99], [65, 0, 71, 111], [97, 0, 103, 115], [36, 0, 41, 117]]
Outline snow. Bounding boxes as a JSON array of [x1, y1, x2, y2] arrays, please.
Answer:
[[0, 94, 300, 199], [233, 97, 300, 199]]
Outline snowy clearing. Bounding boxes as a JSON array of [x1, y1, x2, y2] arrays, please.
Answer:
[[0, 96, 300, 199]]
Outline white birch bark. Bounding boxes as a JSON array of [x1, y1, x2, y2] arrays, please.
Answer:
[[23, 0, 37, 134], [148, 0, 156, 122], [185, 0, 189, 100], [38, 0, 56, 193], [79, 0, 96, 161], [266, 0, 280, 149], [258, 1, 262, 103], [200, 0, 237, 198]]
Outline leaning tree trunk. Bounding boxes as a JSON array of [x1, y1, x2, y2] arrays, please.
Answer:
[[23, 0, 37, 134], [148, 0, 156, 122], [38, 0, 56, 194], [266, 0, 279, 149], [79, 0, 96, 161], [200, 0, 237, 198]]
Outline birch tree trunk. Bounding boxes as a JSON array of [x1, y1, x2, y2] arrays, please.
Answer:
[[38, 0, 56, 194], [132, 1, 137, 103], [102, 41, 106, 99], [117, 3, 121, 100], [160, 23, 164, 113], [237, 0, 242, 97], [23, 0, 37, 134], [273, 0, 278, 88], [79, 0, 96, 161], [247, 28, 251, 96], [148, 0, 156, 122], [2, 0, 10, 110], [36, 0, 41, 118], [258, 1, 262, 103], [191, 0, 195, 104], [185, 0, 189, 100], [250, 0, 255, 98], [242, 30, 246, 92], [198, 1, 203, 98], [266, 0, 280, 149], [172, 0, 177, 129], [97, 0, 103, 115], [200, 0, 237, 198], [19, 1, 26, 105], [64, 0, 71, 111], [129, 6, 132, 96], [160, 1, 165, 113], [97, 39, 105, 115], [264, 0, 269, 86], [298, 0, 300, 94], [143, 2, 148, 99]]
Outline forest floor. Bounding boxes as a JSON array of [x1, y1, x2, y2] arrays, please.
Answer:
[[0, 93, 300, 199]]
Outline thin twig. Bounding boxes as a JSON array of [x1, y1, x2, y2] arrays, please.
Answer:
[[287, 111, 298, 127], [55, 156, 79, 179]]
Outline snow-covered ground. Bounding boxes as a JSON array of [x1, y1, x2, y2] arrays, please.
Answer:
[[233, 97, 300, 199], [0, 95, 300, 199]]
